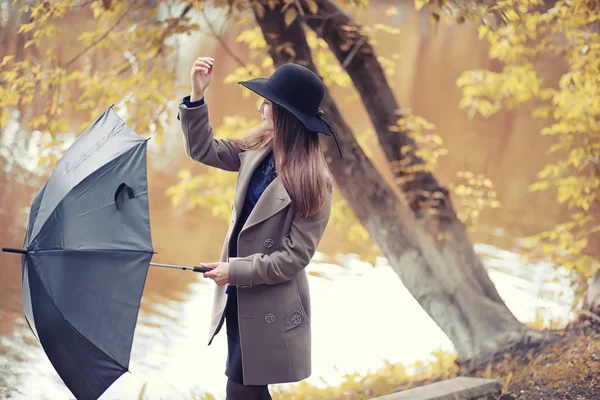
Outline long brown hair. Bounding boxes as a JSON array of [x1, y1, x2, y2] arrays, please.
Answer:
[[230, 103, 333, 217]]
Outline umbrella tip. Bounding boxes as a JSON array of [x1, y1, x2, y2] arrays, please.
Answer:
[[2, 247, 28, 254]]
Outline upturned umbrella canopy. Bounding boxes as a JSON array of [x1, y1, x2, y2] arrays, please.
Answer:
[[16, 107, 153, 400]]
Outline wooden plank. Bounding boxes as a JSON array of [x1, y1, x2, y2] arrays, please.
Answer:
[[371, 377, 501, 400]]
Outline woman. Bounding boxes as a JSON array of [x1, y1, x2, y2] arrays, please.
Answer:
[[178, 57, 341, 400]]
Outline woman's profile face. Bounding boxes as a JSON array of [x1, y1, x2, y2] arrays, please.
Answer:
[[258, 99, 275, 131]]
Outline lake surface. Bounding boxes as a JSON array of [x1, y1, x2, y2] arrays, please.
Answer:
[[0, 244, 574, 400]]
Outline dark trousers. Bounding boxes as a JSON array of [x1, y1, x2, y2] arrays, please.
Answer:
[[226, 378, 271, 400]]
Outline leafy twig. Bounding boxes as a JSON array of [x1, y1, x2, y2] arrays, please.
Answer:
[[116, 3, 193, 76], [63, 2, 135, 69]]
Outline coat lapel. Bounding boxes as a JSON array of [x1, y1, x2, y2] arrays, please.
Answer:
[[233, 144, 292, 233], [241, 176, 291, 233]]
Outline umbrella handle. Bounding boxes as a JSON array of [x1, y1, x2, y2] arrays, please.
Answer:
[[193, 266, 212, 273]]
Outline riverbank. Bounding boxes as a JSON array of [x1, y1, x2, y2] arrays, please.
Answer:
[[265, 320, 600, 400], [470, 321, 600, 400]]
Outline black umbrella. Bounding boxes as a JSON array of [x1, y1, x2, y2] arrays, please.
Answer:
[[2, 107, 210, 400]]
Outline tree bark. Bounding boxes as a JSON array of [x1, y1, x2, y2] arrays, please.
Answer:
[[302, 0, 508, 307], [253, 1, 539, 362]]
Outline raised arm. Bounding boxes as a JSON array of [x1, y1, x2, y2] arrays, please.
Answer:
[[178, 99, 243, 171], [178, 56, 243, 171]]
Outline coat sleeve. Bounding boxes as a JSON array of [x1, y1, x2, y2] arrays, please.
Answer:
[[178, 101, 243, 171], [228, 183, 333, 286]]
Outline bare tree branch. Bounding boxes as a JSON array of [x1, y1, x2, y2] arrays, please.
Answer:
[[200, 7, 247, 68], [340, 35, 366, 68]]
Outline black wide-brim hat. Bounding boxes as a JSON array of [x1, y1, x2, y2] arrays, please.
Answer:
[[238, 63, 343, 159]]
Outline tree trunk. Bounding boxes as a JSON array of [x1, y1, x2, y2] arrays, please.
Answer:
[[253, 1, 539, 362], [302, 0, 508, 307]]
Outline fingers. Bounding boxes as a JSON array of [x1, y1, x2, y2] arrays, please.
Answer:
[[194, 59, 213, 69], [200, 260, 227, 286], [192, 63, 211, 73], [202, 272, 226, 286], [191, 66, 210, 76], [192, 57, 214, 74], [194, 57, 214, 65]]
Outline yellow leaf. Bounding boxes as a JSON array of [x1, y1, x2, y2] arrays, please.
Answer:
[[414, 0, 428, 11], [284, 8, 297, 27], [304, 0, 318, 14], [261, 57, 273, 69], [373, 23, 401, 35], [0, 55, 14, 67]]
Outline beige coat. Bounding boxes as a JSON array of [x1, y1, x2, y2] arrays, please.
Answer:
[[178, 102, 332, 385]]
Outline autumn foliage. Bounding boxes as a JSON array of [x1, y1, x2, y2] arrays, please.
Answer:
[[420, 0, 600, 303]]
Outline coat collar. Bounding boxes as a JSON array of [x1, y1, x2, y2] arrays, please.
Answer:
[[234, 143, 292, 233]]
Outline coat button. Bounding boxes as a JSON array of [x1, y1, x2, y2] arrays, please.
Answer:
[[291, 313, 302, 325], [265, 313, 275, 324], [264, 238, 274, 248]]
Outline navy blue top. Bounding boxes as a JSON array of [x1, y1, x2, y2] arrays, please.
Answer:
[[182, 95, 205, 108], [182, 95, 277, 384], [228, 151, 277, 259]]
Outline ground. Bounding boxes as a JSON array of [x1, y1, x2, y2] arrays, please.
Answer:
[[268, 319, 600, 400], [470, 321, 600, 400]]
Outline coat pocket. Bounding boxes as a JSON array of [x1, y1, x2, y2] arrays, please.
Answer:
[[282, 299, 310, 338]]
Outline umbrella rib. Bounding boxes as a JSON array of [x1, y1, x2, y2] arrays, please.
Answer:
[[30, 142, 145, 245], [76, 192, 149, 218], [31, 192, 149, 248], [29, 248, 154, 254]]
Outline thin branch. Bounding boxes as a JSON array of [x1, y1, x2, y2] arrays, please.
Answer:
[[63, 3, 134, 69], [153, 3, 193, 57], [341, 35, 366, 68], [200, 7, 247, 68], [579, 309, 600, 324], [217, 4, 233, 37], [116, 3, 193, 77]]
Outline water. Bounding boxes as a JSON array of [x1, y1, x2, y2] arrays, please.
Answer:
[[0, 245, 574, 400]]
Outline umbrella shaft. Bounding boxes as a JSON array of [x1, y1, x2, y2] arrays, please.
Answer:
[[150, 262, 191, 270], [149, 262, 210, 273]]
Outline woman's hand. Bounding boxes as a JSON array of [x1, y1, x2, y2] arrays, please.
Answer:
[[190, 57, 214, 101], [201, 261, 229, 286]]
